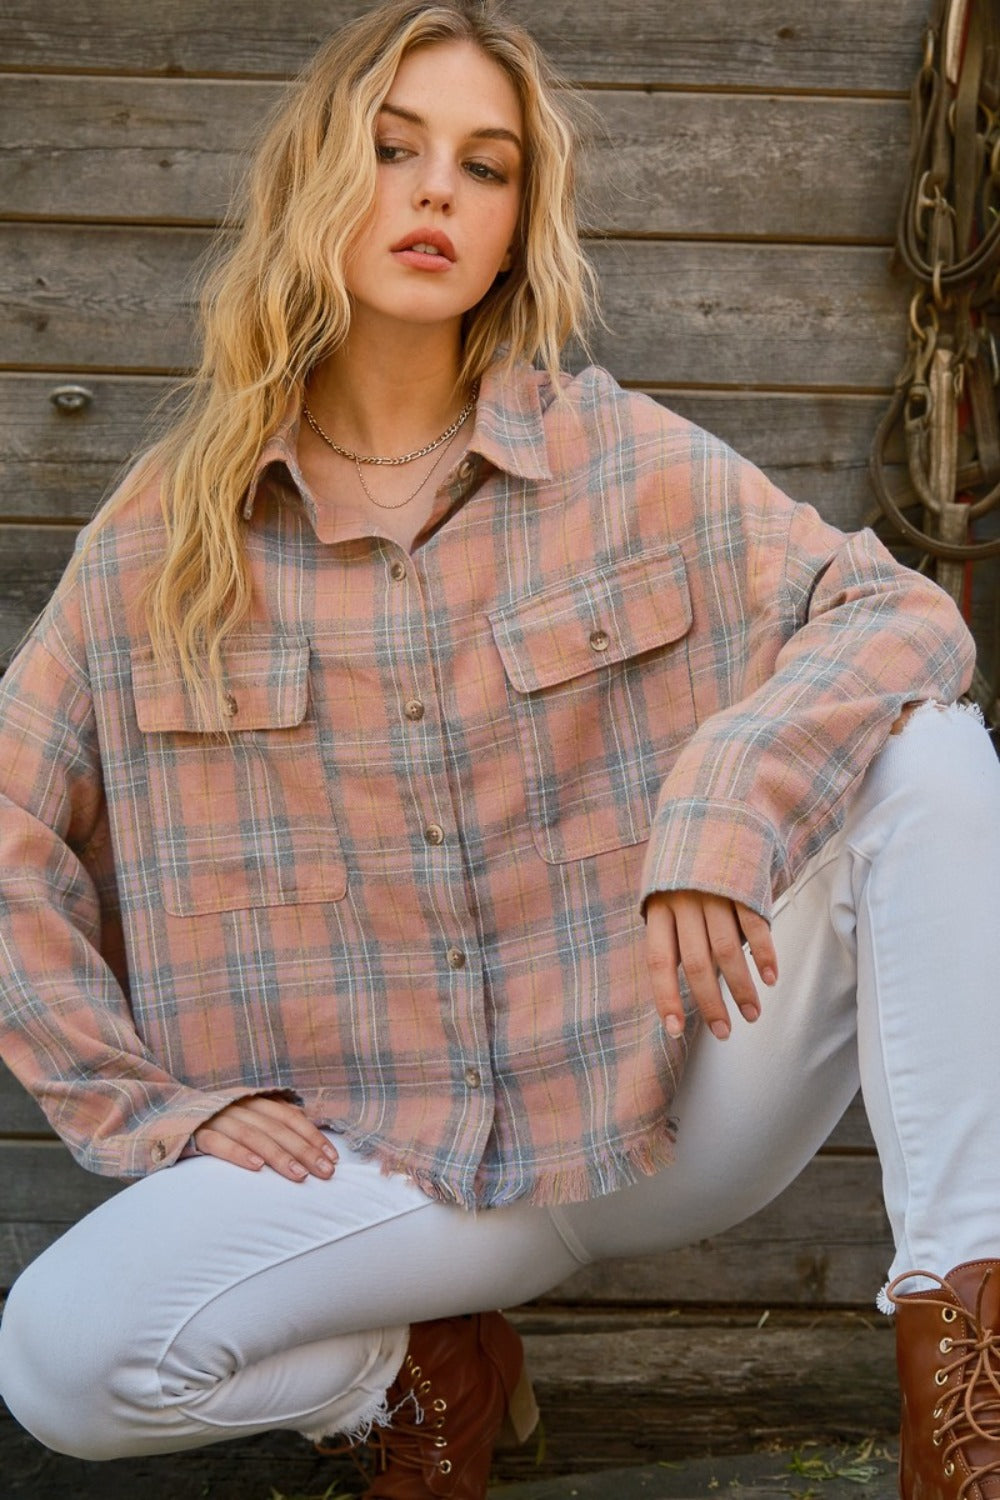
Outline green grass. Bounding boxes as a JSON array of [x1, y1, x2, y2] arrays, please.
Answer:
[[786, 1439, 884, 1486]]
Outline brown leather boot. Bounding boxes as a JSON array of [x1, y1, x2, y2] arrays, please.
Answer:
[[888, 1260, 1000, 1500], [360, 1311, 539, 1498]]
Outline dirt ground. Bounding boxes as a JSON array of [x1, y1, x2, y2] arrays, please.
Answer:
[[2, 1400, 899, 1500]]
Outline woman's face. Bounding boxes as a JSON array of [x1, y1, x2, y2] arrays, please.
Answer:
[[344, 40, 524, 343]]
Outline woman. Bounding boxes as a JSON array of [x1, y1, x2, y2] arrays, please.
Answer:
[[0, 4, 998, 1497]]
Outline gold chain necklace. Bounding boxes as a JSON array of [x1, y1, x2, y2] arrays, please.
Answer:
[[353, 423, 464, 511], [302, 385, 478, 466]]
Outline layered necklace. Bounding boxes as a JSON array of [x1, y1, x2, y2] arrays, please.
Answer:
[[302, 385, 478, 511]]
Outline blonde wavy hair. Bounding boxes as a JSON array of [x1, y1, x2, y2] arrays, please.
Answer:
[[98, 0, 595, 717]]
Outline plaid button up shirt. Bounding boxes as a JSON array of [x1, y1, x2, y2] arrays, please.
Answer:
[[0, 363, 974, 1203]]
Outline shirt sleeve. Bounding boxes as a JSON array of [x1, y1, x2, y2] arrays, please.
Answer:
[[0, 592, 281, 1179], [639, 458, 976, 920]]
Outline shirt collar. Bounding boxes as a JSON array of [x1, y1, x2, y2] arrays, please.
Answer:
[[468, 359, 554, 484], [242, 359, 553, 522]]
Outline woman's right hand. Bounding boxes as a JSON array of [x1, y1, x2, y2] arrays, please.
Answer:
[[192, 1096, 339, 1182]]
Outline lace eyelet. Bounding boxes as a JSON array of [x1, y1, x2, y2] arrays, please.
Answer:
[[432, 1398, 447, 1412], [439, 1459, 453, 1474], [933, 1433, 943, 1447], [417, 1379, 432, 1395], [409, 1364, 422, 1379], [944, 1462, 956, 1477], [935, 1369, 949, 1386], [940, 1337, 954, 1353], [933, 1407, 944, 1420], [942, 1307, 958, 1323], [434, 1436, 448, 1448]]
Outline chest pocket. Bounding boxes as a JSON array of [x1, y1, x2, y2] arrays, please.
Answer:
[[132, 638, 346, 917], [488, 545, 696, 864]]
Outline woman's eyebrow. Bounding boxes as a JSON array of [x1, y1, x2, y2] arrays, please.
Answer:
[[379, 101, 522, 152]]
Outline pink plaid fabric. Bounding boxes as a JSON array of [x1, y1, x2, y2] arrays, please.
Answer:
[[0, 363, 973, 1203]]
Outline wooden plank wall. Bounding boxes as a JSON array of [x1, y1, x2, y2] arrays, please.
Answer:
[[0, 0, 923, 1344]]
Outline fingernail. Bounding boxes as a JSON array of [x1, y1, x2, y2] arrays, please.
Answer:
[[760, 966, 777, 986], [322, 1144, 338, 1162], [248, 1154, 264, 1168], [740, 1003, 759, 1022], [710, 1020, 730, 1040], [290, 1161, 307, 1177], [665, 1015, 685, 1038], [316, 1157, 334, 1175]]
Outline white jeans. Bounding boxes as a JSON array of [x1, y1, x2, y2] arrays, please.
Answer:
[[2, 702, 998, 1460]]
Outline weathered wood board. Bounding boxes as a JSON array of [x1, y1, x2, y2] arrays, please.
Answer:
[[0, 524, 80, 666], [0, 1155, 892, 1306], [0, 375, 900, 525], [0, 1061, 882, 1146], [0, 1066, 889, 1304], [505, 1310, 898, 1470], [550, 1155, 892, 1309], [0, 1141, 122, 1225], [0, 384, 910, 665], [1, 77, 909, 241], [0, 225, 908, 384], [0, 0, 928, 88], [0, 374, 175, 521], [0, 1064, 50, 1132], [0, 0, 954, 1420], [0, 1310, 898, 1486]]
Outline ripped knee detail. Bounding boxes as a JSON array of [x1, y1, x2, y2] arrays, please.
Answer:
[[889, 699, 982, 736]]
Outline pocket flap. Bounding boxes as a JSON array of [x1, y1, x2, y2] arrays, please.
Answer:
[[132, 639, 310, 733], [488, 545, 692, 694]]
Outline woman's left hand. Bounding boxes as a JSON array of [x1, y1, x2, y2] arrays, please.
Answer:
[[191, 1096, 339, 1182], [644, 889, 778, 1042]]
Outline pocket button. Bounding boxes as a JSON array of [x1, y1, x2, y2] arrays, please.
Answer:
[[589, 629, 610, 653]]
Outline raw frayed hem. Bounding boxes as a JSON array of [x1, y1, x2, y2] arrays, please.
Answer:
[[958, 698, 986, 725], [298, 1386, 396, 1447], [296, 1337, 412, 1447], [302, 1384, 426, 1450], [324, 1124, 678, 1209], [902, 698, 985, 729]]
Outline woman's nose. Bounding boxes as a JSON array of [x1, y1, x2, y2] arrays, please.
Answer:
[[413, 157, 456, 212]]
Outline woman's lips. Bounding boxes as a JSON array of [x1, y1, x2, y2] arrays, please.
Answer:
[[391, 230, 456, 270], [393, 247, 454, 271]]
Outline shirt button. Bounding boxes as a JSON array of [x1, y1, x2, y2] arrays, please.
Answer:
[[151, 1139, 168, 1163], [223, 692, 239, 717], [446, 947, 466, 970], [404, 699, 425, 721], [457, 457, 476, 481], [390, 561, 407, 582], [464, 1067, 482, 1088], [589, 629, 610, 653], [424, 823, 445, 845]]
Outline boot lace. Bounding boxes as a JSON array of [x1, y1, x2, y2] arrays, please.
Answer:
[[889, 1268, 1000, 1498], [366, 1389, 452, 1481], [313, 1355, 451, 1486]]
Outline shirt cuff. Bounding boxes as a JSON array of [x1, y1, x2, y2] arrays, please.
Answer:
[[639, 797, 790, 921], [120, 1086, 300, 1176]]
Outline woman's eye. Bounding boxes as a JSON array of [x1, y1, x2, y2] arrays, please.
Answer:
[[376, 143, 407, 163], [465, 160, 506, 183]]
